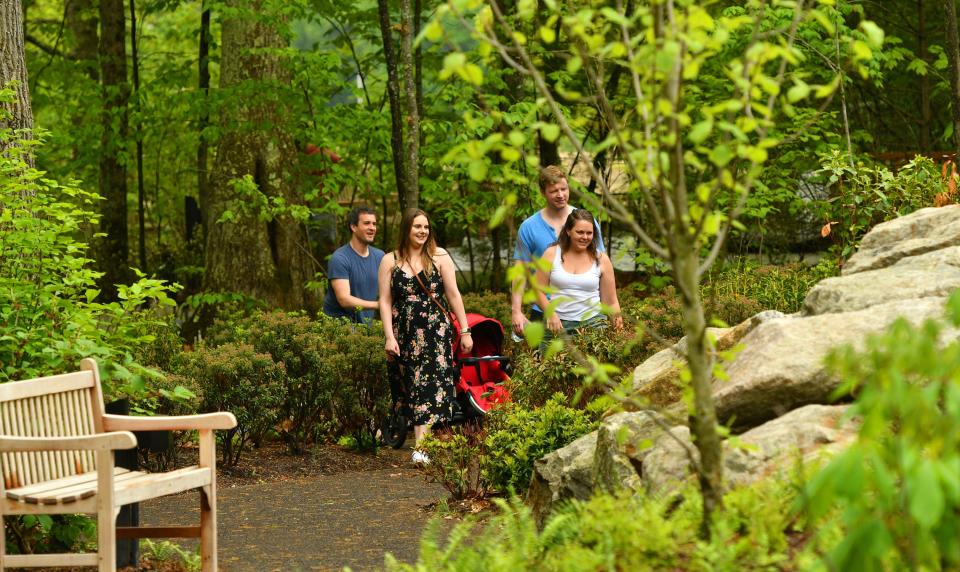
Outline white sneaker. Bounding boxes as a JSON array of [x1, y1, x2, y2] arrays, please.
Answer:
[[412, 450, 430, 466]]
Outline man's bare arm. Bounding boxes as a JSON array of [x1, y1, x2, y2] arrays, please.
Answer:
[[331, 279, 378, 311]]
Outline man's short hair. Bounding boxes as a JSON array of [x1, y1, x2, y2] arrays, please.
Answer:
[[538, 165, 567, 191], [348, 206, 376, 231]]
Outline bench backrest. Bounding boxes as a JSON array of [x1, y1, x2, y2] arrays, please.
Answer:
[[0, 359, 106, 489]]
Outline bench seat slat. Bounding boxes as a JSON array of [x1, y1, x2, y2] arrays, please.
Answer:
[[5, 466, 212, 507], [7, 468, 140, 504], [114, 466, 212, 506], [2, 552, 99, 567]]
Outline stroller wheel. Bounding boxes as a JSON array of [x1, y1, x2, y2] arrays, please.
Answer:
[[380, 410, 409, 449]]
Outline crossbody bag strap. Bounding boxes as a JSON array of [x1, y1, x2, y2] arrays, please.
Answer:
[[412, 270, 460, 343]]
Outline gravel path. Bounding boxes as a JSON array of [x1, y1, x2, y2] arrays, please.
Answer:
[[140, 459, 446, 571]]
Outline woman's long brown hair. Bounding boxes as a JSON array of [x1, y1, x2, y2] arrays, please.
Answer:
[[395, 208, 438, 275]]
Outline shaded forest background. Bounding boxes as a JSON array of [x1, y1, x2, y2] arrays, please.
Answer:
[[5, 0, 960, 317]]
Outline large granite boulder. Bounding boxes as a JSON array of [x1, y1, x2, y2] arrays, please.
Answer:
[[842, 205, 960, 274], [633, 310, 786, 400], [715, 296, 949, 430], [528, 431, 597, 528], [643, 404, 858, 492], [804, 246, 960, 315], [528, 205, 960, 525]]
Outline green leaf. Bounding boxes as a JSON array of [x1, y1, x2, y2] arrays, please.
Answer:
[[787, 82, 810, 103], [851, 40, 872, 62], [440, 52, 466, 81], [688, 120, 713, 144], [524, 322, 544, 348], [656, 41, 680, 73], [424, 19, 443, 42], [462, 63, 484, 86], [909, 459, 945, 529], [468, 160, 488, 182], [490, 205, 509, 229], [861, 20, 885, 49], [709, 144, 734, 167], [540, 25, 556, 44], [541, 124, 560, 142]]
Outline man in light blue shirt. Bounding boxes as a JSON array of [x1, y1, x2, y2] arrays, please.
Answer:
[[322, 206, 384, 323], [511, 165, 604, 337]]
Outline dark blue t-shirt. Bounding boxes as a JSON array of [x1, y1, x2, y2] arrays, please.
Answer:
[[322, 243, 385, 322]]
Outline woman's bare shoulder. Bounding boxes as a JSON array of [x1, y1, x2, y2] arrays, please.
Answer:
[[435, 247, 449, 257]]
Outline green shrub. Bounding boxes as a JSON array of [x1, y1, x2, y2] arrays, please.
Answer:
[[419, 422, 488, 500], [321, 319, 391, 451], [0, 98, 180, 399], [3, 514, 96, 559], [702, 258, 826, 317], [172, 343, 284, 466], [509, 327, 644, 410], [483, 395, 597, 494], [226, 311, 333, 453], [130, 311, 184, 373], [803, 291, 960, 570], [385, 477, 831, 571], [816, 153, 944, 262], [203, 311, 391, 453]]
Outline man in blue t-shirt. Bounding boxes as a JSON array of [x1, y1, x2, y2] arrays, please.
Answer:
[[511, 165, 605, 337], [322, 206, 385, 323]]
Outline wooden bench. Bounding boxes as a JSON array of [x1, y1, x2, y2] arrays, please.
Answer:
[[0, 358, 236, 571]]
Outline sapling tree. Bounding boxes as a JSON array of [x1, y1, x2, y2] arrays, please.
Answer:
[[427, 0, 879, 532]]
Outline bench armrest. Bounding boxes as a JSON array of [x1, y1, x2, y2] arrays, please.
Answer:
[[0, 431, 137, 452], [102, 412, 238, 432]]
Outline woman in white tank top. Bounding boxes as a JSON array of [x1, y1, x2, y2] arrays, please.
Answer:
[[534, 209, 623, 337]]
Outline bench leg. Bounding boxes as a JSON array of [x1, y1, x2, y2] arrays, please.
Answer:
[[1, 515, 6, 572], [97, 450, 117, 572], [199, 430, 218, 572]]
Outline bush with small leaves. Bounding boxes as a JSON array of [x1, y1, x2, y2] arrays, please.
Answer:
[[418, 422, 488, 500], [482, 394, 597, 494], [172, 343, 284, 466], [509, 326, 644, 410]]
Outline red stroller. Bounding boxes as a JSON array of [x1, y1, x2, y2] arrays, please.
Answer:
[[380, 313, 512, 449]]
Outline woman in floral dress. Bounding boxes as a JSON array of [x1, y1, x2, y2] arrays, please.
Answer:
[[378, 208, 473, 464]]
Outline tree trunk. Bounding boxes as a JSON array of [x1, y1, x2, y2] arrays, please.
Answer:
[[66, 0, 99, 81], [918, 0, 932, 151], [376, 0, 409, 210], [204, 0, 318, 311], [399, 0, 419, 210], [130, 0, 147, 271], [673, 241, 723, 535], [0, 0, 34, 166], [97, 0, 131, 299], [197, 3, 211, 235], [944, 0, 960, 158]]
